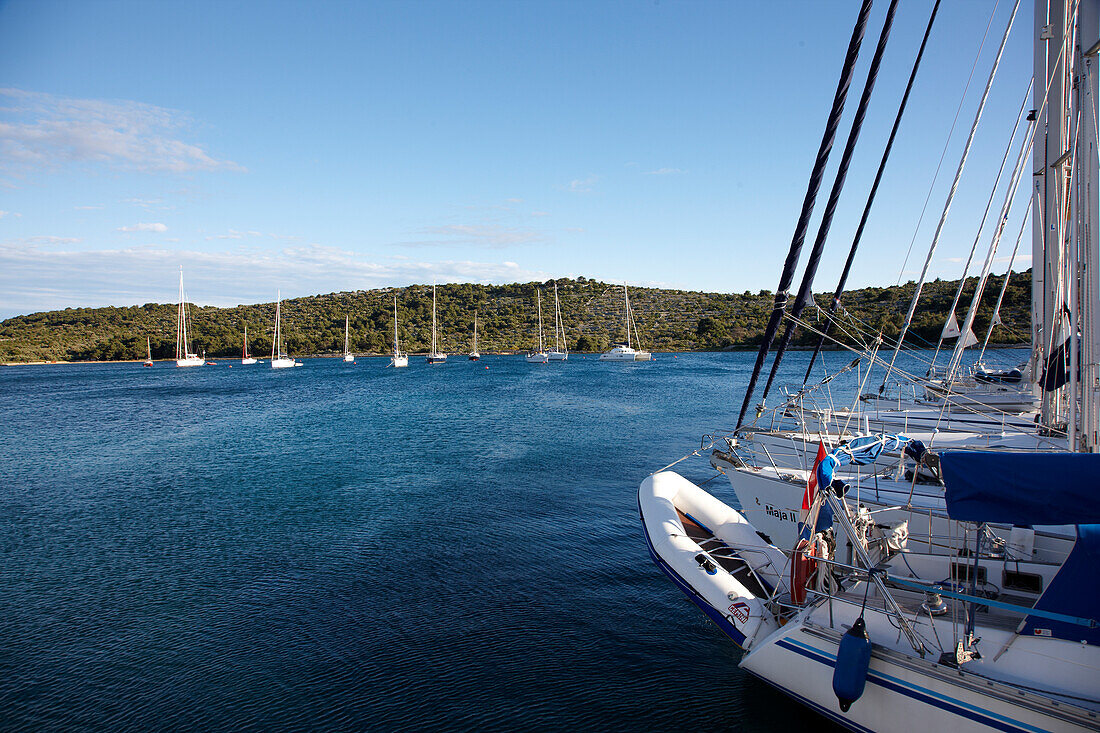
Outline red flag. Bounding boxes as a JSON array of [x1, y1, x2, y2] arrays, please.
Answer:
[[800, 440, 828, 525]]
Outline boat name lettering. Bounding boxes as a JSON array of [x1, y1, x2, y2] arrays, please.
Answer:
[[765, 504, 795, 523]]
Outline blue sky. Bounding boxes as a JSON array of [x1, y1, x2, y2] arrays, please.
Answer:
[[0, 0, 1034, 318]]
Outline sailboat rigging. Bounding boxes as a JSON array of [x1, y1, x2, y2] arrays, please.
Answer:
[[270, 291, 302, 368], [390, 296, 408, 368], [548, 283, 567, 361], [343, 315, 355, 362], [427, 284, 447, 363], [526, 289, 548, 363], [241, 323, 258, 365], [174, 267, 205, 367], [469, 312, 480, 361], [144, 336, 153, 367], [600, 283, 650, 361]]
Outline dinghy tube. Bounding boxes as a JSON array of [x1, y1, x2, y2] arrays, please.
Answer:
[[639, 471, 789, 650]]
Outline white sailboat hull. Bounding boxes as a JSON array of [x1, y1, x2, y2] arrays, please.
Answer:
[[271, 357, 300, 369], [548, 351, 568, 361], [526, 352, 548, 363], [640, 474, 1099, 732], [391, 354, 409, 368], [426, 353, 447, 364], [241, 357, 258, 365], [343, 355, 355, 362], [720, 462, 1073, 562], [175, 356, 205, 367], [599, 345, 637, 361], [740, 621, 1100, 733]]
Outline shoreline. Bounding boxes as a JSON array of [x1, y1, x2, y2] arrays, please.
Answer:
[[1, 344, 1031, 367]]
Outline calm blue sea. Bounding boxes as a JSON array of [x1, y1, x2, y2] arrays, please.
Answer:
[[0, 349, 1025, 730]]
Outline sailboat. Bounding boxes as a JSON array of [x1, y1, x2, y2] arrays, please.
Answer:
[[525, 289, 549, 363], [390, 296, 408, 368], [636, 1, 1100, 729], [270, 291, 302, 368], [241, 323, 258, 365], [426, 284, 447, 363], [600, 284, 650, 361], [174, 267, 205, 367], [548, 282, 568, 361], [469, 312, 480, 361], [144, 336, 153, 367], [342, 315, 355, 362]]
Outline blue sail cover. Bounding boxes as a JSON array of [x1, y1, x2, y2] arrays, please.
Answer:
[[939, 451, 1100, 525], [1021, 524, 1100, 644], [940, 452, 1100, 644]]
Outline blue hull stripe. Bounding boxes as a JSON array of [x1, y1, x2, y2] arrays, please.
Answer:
[[775, 638, 1050, 733], [639, 499, 748, 648]]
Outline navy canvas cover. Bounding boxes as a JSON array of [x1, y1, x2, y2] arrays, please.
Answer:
[[940, 451, 1100, 526], [1021, 524, 1100, 644]]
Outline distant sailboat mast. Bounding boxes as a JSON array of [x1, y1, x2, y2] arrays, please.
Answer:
[[624, 284, 632, 349], [432, 284, 438, 355], [243, 323, 249, 359], [537, 289, 544, 352]]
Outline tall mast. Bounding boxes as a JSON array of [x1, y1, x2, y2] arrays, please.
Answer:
[[176, 267, 186, 360], [537, 289, 544, 351], [624, 284, 631, 348], [243, 323, 248, 358], [474, 312, 478, 351], [393, 296, 399, 354], [432, 284, 438, 354], [272, 291, 281, 360], [344, 315, 350, 355], [554, 283, 561, 351]]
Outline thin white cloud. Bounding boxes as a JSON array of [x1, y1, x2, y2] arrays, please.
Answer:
[[7, 235, 82, 245], [0, 241, 548, 316], [118, 222, 167, 233], [0, 210, 19, 218], [407, 224, 546, 248], [0, 88, 244, 175], [531, 210, 550, 217], [505, 197, 524, 203], [205, 228, 266, 241], [642, 167, 684, 175], [568, 174, 599, 193]]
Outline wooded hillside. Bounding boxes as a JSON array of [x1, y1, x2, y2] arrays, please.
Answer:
[[0, 272, 1031, 362]]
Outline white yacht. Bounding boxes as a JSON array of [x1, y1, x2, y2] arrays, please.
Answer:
[[241, 323, 258, 365], [270, 292, 302, 368], [600, 283, 650, 361], [469, 311, 480, 361], [426, 283, 447, 363], [342, 315, 355, 362], [174, 267, 205, 367], [390, 296, 408, 368], [548, 282, 568, 361], [526, 289, 548, 363]]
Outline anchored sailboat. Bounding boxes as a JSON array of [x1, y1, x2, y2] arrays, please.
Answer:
[[600, 283, 650, 361], [469, 312, 480, 361], [241, 323, 258, 365], [526, 289, 548, 363], [174, 267, 204, 367], [426, 284, 447, 363], [548, 282, 567, 361], [343, 315, 355, 362], [270, 291, 302, 368], [390, 296, 408, 368], [144, 336, 153, 367]]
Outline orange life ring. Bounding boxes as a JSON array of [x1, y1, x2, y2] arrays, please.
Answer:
[[790, 538, 819, 604]]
